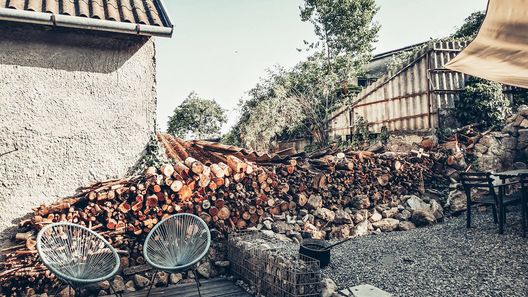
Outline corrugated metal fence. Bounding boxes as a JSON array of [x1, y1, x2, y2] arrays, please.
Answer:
[[328, 40, 520, 139], [348, 40, 468, 133]]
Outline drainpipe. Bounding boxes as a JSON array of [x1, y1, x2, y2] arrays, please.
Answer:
[[0, 8, 173, 37]]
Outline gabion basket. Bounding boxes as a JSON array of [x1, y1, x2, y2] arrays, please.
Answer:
[[228, 231, 321, 297]]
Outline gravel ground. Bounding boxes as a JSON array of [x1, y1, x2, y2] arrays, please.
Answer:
[[323, 209, 528, 297]]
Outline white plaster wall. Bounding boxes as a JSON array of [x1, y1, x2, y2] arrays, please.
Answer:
[[0, 23, 157, 244]]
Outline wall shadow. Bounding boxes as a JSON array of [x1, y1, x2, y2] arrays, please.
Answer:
[[0, 21, 149, 73]]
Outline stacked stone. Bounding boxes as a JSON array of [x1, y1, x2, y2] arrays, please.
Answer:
[[474, 105, 528, 171], [446, 105, 528, 213]]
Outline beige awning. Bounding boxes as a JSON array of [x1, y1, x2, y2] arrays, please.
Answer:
[[445, 0, 528, 88]]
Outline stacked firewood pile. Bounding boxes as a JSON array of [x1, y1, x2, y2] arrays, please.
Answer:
[[0, 136, 446, 296]]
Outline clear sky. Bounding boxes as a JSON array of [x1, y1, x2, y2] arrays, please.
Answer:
[[155, 0, 488, 132]]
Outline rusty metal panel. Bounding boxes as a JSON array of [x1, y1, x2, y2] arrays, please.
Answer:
[[327, 40, 523, 137], [328, 105, 352, 140], [351, 50, 432, 133], [347, 40, 469, 134]]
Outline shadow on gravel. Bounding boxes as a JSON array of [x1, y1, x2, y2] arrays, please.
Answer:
[[324, 209, 528, 297]]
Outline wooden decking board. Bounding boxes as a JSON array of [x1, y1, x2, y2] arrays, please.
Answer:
[[118, 278, 252, 297]]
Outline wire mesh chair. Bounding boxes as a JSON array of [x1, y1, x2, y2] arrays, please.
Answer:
[[144, 213, 211, 297], [36, 222, 121, 297]]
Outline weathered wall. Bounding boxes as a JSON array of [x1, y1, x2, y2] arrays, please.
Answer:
[[275, 138, 311, 153], [0, 23, 157, 244]]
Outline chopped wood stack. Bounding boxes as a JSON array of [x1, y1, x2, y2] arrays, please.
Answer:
[[0, 142, 440, 295]]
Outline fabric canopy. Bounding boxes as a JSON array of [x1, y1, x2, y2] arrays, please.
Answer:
[[445, 0, 528, 88]]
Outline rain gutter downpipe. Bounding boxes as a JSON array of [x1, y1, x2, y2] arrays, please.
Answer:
[[0, 8, 173, 37]]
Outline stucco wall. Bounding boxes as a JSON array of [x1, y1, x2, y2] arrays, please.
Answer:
[[0, 23, 157, 244]]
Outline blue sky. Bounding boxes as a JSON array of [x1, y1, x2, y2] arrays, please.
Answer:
[[156, 0, 488, 132]]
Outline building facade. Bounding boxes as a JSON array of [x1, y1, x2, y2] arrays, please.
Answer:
[[0, 0, 172, 244]]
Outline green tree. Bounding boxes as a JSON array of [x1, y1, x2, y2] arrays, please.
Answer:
[[231, 54, 359, 150], [167, 92, 227, 139], [229, 67, 306, 150], [453, 11, 485, 39], [456, 77, 511, 128], [226, 1, 379, 150], [300, 0, 380, 76]]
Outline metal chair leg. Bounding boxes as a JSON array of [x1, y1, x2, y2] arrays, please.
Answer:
[[146, 272, 157, 297], [522, 201, 527, 237], [466, 201, 471, 228], [53, 282, 67, 297], [194, 269, 202, 297], [108, 279, 122, 297], [491, 204, 498, 224], [498, 205, 505, 234]]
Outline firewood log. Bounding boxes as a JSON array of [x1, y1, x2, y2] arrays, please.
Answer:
[[185, 157, 205, 174], [226, 155, 246, 173], [160, 164, 175, 177]]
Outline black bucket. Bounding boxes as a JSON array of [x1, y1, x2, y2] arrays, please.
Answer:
[[299, 239, 330, 268]]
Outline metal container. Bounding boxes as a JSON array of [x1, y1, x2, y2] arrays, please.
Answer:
[[299, 239, 330, 268]]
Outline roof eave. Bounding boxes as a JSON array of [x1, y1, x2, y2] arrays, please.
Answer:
[[0, 8, 173, 38], [157, 0, 174, 28]]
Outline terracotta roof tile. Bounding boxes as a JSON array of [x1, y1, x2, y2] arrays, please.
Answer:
[[105, 0, 119, 21], [61, 0, 75, 16], [7, 0, 24, 10], [157, 133, 305, 165], [132, 0, 148, 24], [1, 0, 171, 27], [77, 0, 89, 17], [26, 0, 40, 11], [44, 0, 58, 14], [90, 0, 104, 19], [120, 0, 135, 23]]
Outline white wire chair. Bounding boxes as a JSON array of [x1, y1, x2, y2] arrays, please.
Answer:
[[36, 222, 121, 296], [143, 213, 211, 297]]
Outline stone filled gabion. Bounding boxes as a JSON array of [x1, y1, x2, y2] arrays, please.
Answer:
[[228, 231, 321, 297]]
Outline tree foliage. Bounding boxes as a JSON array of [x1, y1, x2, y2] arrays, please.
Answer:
[[224, 2, 380, 150], [511, 87, 528, 110], [453, 11, 485, 39], [167, 92, 227, 139], [456, 77, 511, 128], [228, 54, 360, 151], [300, 0, 380, 76]]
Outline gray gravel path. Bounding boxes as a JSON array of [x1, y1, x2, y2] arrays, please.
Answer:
[[323, 210, 528, 297]]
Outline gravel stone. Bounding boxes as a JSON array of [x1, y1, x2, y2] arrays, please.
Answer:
[[323, 210, 528, 297]]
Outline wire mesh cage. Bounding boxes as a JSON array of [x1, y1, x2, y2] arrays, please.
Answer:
[[228, 231, 321, 297]]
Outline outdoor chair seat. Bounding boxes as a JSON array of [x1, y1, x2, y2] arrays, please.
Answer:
[[143, 213, 211, 297], [475, 192, 522, 206], [461, 171, 523, 234], [36, 222, 120, 296]]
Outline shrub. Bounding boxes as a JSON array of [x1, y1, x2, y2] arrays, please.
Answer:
[[456, 77, 511, 128], [510, 87, 528, 110]]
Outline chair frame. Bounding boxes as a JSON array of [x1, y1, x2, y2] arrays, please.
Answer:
[[143, 213, 211, 297], [460, 171, 524, 234], [520, 173, 528, 237], [460, 172, 499, 227], [36, 222, 121, 297]]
